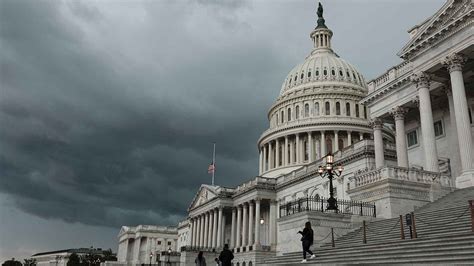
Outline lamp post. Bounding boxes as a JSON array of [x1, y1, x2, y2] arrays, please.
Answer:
[[167, 247, 171, 265], [149, 252, 153, 266], [317, 153, 343, 211]]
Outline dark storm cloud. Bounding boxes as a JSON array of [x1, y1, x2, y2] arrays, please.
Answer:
[[0, 0, 283, 228], [0, 0, 446, 234]]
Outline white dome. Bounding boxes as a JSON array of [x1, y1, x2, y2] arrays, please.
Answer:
[[280, 50, 367, 97]]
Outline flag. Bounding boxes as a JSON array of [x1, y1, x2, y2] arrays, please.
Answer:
[[208, 162, 215, 174]]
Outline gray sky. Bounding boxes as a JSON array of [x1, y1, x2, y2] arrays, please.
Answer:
[[0, 0, 445, 261]]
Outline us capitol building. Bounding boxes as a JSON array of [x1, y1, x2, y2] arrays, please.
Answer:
[[115, 1, 473, 265]]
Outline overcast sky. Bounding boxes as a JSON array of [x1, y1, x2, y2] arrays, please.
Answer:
[[0, 0, 445, 261]]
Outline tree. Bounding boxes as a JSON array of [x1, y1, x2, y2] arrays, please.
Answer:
[[67, 253, 81, 266], [23, 259, 36, 266], [2, 258, 22, 266], [102, 249, 117, 262]]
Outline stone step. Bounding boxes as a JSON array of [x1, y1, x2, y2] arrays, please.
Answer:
[[267, 238, 474, 262]]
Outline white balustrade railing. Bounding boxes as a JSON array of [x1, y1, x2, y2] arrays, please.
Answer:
[[353, 166, 451, 188], [367, 61, 413, 93]]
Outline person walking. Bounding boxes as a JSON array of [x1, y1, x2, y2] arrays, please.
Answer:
[[298, 221, 316, 263], [195, 251, 206, 266], [218, 244, 234, 266]]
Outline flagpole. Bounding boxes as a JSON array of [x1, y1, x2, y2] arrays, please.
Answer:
[[212, 142, 216, 185]]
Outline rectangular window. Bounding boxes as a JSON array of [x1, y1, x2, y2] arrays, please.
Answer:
[[157, 241, 162, 245], [434, 120, 443, 137], [168, 241, 172, 246], [407, 130, 418, 147]]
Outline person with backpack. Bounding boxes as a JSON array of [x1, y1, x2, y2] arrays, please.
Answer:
[[298, 221, 316, 263]]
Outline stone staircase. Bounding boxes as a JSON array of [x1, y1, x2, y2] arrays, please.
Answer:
[[261, 187, 474, 265]]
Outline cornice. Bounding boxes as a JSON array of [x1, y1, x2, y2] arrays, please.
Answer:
[[361, 74, 412, 106]]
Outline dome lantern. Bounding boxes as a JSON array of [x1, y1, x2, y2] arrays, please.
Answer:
[[310, 2, 333, 52]]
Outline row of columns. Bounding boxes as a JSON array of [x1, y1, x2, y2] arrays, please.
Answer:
[[259, 131, 366, 173], [189, 207, 223, 249], [229, 198, 277, 250], [371, 53, 473, 176]]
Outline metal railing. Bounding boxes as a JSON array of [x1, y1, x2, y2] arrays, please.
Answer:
[[279, 196, 376, 218]]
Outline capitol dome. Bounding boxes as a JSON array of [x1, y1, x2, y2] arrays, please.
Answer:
[[280, 50, 367, 97], [257, 4, 393, 178]]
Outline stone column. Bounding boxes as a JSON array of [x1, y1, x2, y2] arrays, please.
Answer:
[[308, 132, 313, 162], [133, 237, 141, 262], [254, 198, 261, 248], [334, 131, 339, 151], [275, 139, 280, 167], [269, 141, 274, 169], [204, 212, 209, 248], [295, 134, 300, 163], [221, 214, 226, 246], [236, 205, 242, 248], [290, 137, 295, 164], [193, 217, 198, 247], [216, 207, 223, 248], [347, 131, 352, 146], [284, 136, 289, 166], [145, 237, 151, 263], [446, 87, 461, 179], [390, 106, 409, 168], [259, 148, 263, 174], [200, 215, 205, 247], [444, 54, 474, 187], [269, 200, 277, 250], [411, 72, 439, 172], [264, 144, 268, 172], [189, 218, 194, 247], [248, 201, 254, 246], [242, 203, 248, 247], [360, 133, 364, 140], [210, 211, 216, 248], [370, 118, 384, 168], [320, 131, 326, 157], [230, 208, 236, 248]]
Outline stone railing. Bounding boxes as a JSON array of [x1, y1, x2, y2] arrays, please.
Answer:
[[353, 166, 451, 188], [233, 176, 277, 195], [367, 61, 413, 93]]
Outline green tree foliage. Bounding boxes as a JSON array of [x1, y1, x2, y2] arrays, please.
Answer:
[[2, 258, 22, 266], [23, 259, 36, 266], [66, 253, 81, 266]]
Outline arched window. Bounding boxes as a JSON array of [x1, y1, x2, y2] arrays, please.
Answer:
[[336, 102, 341, 115], [324, 69, 328, 76], [295, 105, 300, 119], [331, 69, 336, 76], [326, 138, 333, 153], [288, 108, 292, 121], [325, 102, 330, 115], [314, 102, 320, 116], [338, 138, 344, 150], [355, 104, 360, 117], [316, 69, 319, 76], [281, 110, 284, 123], [308, 71, 311, 78], [300, 73, 304, 79], [294, 75, 297, 81], [364, 106, 368, 119], [276, 114, 279, 125], [304, 103, 309, 117], [346, 103, 351, 116]]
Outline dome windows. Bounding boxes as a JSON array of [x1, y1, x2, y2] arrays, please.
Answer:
[[325, 102, 330, 115], [288, 108, 292, 121], [346, 102, 351, 116], [336, 102, 341, 115], [316, 69, 319, 76], [339, 70, 343, 76], [304, 103, 309, 117], [301, 73, 304, 80], [281, 110, 284, 123], [307, 71, 311, 78], [323, 69, 328, 76], [314, 102, 320, 116], [355, 104, 360, 117], [331, 69, 336, 76], [296, 105, 300, 119]]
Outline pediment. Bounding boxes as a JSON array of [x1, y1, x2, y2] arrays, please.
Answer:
[[398, 0, 472, 59], [188, 185, 218, 211]]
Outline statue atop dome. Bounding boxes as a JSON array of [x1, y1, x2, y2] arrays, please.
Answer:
[[316, 2, 327, 29]]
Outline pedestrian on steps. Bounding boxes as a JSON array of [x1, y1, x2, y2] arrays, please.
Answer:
[[195, 251, 206, 266], [298, 221, 316, 263]]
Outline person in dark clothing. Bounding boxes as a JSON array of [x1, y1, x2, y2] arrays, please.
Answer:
[[218, 244, 234, 266], [298, 221, 316, 263], [195, 251, 206, 266]]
